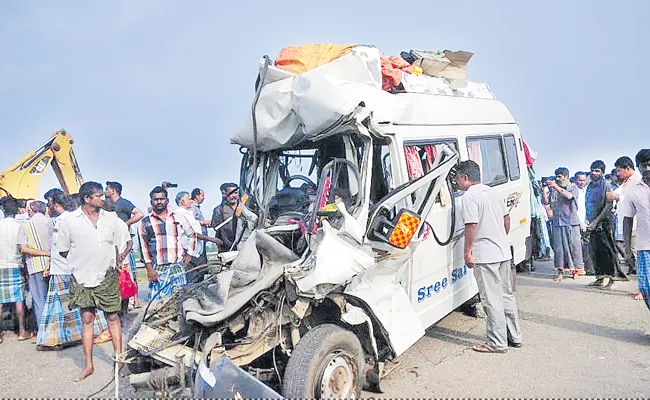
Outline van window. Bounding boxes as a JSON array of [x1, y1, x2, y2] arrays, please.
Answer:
[[404, 140, 458, 202], [503, 134, 521, 180], [466, 136, 508, 186], [370, 140, 392, 205]]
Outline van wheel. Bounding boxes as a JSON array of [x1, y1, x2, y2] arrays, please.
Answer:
[[282, 324, 365, 399]]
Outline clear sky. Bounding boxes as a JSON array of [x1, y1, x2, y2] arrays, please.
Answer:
[[1, 0, 648, 212]]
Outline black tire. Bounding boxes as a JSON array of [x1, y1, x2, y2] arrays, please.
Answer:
[[282, 324, 365, 399]]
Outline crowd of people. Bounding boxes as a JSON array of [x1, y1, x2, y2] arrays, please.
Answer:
[[457, 148, 650, 354], [0, 180, 243, 381], [538, 150, 650, 307], [0, 148, 649, 375]]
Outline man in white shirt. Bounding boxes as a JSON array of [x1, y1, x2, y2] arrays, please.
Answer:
[[623, 149, 650, 311], [608, 156, 642, 275], [456, 160, 522, 353], [15, 199, 30, 224], [574, 171, 594, 275], [0, 198, 29, 342], [57, 182, 123, 382], [175, 191, 220, 283], [36, 189, 109, 349]]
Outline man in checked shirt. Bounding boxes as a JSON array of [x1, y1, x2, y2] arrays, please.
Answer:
[[138, 186, 198, 301]]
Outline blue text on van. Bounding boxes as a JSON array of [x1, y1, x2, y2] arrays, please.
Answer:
[[417, 265, 468, 303]]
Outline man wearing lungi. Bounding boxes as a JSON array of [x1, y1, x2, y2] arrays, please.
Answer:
[[139, 186, 197, 302], [586, 160, 628, 289], [57, 182, 123, 381], [36, 189, 108, 350], [17, 200, 52, 337], [0, 198, 29, 342]]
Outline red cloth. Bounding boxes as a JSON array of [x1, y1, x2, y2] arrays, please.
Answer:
[[405, 146, 424, 179], [522, 140, 534, 168], [118, 267, 137, 299], [381, 56, 412, 91]]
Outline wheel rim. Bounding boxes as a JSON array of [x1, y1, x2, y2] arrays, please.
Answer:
[[318, 351, 358, 399]]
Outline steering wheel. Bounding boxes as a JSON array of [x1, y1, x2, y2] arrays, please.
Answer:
[[285, 175, 317, 192]]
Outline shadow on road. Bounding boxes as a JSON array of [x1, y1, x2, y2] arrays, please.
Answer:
[[519, 310, 650, 347], [424, 325, 484, 347], [56, 341, 115, 371], [517, 274, 635, 299], [54, 312, 142, 372]]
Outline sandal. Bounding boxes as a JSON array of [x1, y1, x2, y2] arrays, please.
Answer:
[[93, 329, 112, 344], [587, 279, 604, 287], [17, 332, 35, 342], [633, 291, 643, 301], [472, 343, 507, 353]]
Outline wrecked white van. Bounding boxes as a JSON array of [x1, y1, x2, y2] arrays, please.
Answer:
[[126, 46, 531, 398]]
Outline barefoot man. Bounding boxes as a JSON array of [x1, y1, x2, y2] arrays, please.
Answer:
[[623, 150, 650, 309], [57, 182, 123, 381]]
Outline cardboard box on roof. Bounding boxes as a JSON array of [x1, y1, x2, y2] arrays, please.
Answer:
[[411, 50, 473, 80]]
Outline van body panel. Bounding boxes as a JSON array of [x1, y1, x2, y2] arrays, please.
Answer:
[[372, 122, 530, 330]]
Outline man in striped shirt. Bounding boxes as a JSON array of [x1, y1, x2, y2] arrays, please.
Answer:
[[138, 186, 198, 301], [18, 200, 52, 332]]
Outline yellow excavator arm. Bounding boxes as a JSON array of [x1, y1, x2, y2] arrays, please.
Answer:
[[0, 130, 84, 199]]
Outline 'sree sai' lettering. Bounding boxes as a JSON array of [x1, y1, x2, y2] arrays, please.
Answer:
[[417, 265, 468, 303]]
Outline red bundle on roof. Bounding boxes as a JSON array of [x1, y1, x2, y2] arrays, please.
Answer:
[[380, 55, 412, 91]]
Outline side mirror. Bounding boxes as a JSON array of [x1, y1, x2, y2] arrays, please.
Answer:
[[368, 208, 422, 249]]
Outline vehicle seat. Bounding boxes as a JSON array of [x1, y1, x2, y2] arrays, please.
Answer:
[[268, 187, 310, 221]]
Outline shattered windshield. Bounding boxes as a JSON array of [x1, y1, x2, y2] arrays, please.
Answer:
[[240, 133, 368, 229]]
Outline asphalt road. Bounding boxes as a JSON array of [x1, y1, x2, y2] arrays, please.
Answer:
[[1, 260, 648, 398]]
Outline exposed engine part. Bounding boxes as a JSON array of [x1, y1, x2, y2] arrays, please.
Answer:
[[129, 363, 190, 395], [226, 307, 281, 366], [228, 313, 247, 335], [290, 298, 311, 319]]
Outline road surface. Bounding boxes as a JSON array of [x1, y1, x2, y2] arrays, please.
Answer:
[[0, 260, 648, 398]]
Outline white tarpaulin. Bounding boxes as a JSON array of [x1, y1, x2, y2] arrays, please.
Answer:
[[232, 46, 507, 152], [232, 46, 399, 152]]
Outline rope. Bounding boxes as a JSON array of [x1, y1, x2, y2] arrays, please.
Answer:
[[86, 364, 124, 399]]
